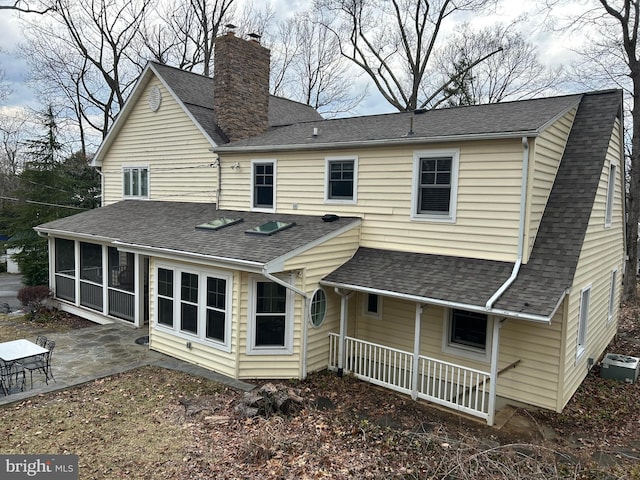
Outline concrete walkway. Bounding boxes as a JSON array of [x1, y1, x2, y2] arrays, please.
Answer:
[[1, 322, 254, 405]]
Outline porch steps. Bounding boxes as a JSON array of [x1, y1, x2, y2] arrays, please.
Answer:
[[493, 404, 518, 430]]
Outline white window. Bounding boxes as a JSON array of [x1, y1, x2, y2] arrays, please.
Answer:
[[605, 163, 616, 227], [363, 293, 382, 319], [325, 157, 358, 204], [309, 288, 327, 327], [154, 264, 232, 352], [123, 166, 149, 198], [443, 309, 492, 362], [577, 286, 590, 359], [251, 160, 276, 211], [412, 150, 459, 222], [608, 270, 617, 323], [247, 276, 293, 354]]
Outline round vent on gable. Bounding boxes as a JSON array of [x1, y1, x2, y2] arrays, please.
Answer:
[[148, 86, 161, 112]]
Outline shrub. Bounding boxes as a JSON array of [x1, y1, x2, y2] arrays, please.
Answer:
[[17, 285, 52, 320]]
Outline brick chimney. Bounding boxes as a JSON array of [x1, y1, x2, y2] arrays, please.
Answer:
[[213, 32, 270, 142]]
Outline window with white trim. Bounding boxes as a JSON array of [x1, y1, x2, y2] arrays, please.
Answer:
[[252, 160, 275, 211], [325, 157, 357, 203], [310, 288, 327, 327], [363, 293, 382, 319], [412, 150, 459, 222], [154, 264, 232, 351], [577, 286, 590, 358], [608, 270, 617, 323], [123, 167, 148, 198], [605, 163, 616, 227], [248, 277, 293, 354], [443, 309, 492, 361]]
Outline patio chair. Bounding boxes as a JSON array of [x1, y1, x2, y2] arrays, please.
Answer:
[[0, 359, 26, 395], [18, 340, 56, 389], [35, 335, 47, 347]]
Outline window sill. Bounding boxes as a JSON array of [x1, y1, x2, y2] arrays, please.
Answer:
[[411, 214, 456, 223], [443, 343, 490, 363], [246, 346, 292, 356]]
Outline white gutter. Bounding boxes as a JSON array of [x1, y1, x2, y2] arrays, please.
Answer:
[[485, 136, 530, 310], [214, 131, 540, 154]]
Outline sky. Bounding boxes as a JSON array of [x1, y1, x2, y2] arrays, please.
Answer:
[[0, 0, 593, 136]]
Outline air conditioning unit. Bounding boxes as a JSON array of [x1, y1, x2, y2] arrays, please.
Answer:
[[600, 354, 640, 384]]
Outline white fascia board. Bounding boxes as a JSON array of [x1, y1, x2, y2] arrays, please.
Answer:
[[319, 279, 554, 324]]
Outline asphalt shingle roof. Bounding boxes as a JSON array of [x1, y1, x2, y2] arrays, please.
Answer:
[[216, 94, 582, 151], [151, 62, 322, 145], [36, 201, 360, 266], [321, 90, 622, 320], [321, 248, 514, 309], [494, 90, 622, 316]]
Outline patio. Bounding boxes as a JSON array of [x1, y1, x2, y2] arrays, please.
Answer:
[[0, 321, 254, 405]]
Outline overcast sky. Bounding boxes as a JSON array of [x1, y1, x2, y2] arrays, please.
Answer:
[[0, 0, 589, 122]]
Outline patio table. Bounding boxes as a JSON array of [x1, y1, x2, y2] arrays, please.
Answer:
[[0, 339, 48, 363]]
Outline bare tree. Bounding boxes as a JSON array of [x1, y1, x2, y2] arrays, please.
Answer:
[[134, 0, 237, 76], [428, 21, 564, 107], [269, 10, 366, 116], [0, 0, 53, 14], [21, 0, 151, 143], [315, 0, 499, 112], [546, 0, 639, 301]]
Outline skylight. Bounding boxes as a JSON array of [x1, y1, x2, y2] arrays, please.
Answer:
[[246, 221, 295, 236], [196, 217, 243, 231]]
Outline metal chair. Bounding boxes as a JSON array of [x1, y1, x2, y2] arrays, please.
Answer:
[[0, 359, 26, 395], [35, 335, 47, 347], [18, 340, 55, 388]]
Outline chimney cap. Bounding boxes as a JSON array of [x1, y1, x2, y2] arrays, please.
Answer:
[[248, 32, 262, 42]]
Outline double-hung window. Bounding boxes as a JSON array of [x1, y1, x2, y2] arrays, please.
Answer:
[[325, 157, 357, 204], [155, 264, 232, 351], [443, 308, 491, 361], [248, 277, 293, 354], [412, 150, 459, 222], [123, 166, 149, 198], [252, 160, 275, 211]]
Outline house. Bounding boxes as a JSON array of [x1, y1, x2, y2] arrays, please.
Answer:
[[34, 32, 625, 426]]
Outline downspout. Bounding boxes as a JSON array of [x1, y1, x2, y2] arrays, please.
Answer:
[[262, 269, 310, 378], [484, 136, 529, 426], [215, 156, 221, 210], [485, 136, 530, 310]]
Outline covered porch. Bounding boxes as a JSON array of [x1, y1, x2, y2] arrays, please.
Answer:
[[321, 248, 558, 426]]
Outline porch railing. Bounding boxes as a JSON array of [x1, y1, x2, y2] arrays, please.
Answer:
[[328, 333, 491, 421], [108, 288, 135, 322], [54, 274, 75, 302]]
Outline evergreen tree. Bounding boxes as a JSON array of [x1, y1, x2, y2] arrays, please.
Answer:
[[3, 107, 100, 285]]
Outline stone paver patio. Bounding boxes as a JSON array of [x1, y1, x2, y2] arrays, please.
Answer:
[[1, 322, 253, 405]]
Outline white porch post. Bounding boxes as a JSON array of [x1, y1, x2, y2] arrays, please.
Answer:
[[335, 288, 350, 377], [101, 245, 108, 316], [411, 303, 423, 400], [133, 253, 141, 327], [487, 318, 504, 426], [74, 240, 80, 307]]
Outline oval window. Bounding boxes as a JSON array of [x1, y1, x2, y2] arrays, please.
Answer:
[[309, 288, 327, 327]]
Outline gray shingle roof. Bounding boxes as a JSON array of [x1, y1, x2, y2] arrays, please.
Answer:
[[215, 94, 582, 151], [321, 90, 622, 321], [494, 90, 622, 317], [36, 201, 360, 266], [151, 62, 322, 145], [321, 248, 514, 309]]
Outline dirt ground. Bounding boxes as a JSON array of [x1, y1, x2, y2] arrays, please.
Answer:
[[0, 308, 639, 479]]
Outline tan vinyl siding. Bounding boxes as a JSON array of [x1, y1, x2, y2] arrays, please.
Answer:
[[221, 139, 524, 262], [525, 108, 577, 262], [283, 226, 361, 375], [147, 258, 238, 378], [101, 78, 218, 206], [559, 118, 624, 410], [495, 309, 564, 410]]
